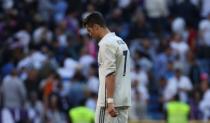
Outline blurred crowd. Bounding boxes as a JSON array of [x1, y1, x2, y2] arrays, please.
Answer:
[[0, 0, 210, 123]]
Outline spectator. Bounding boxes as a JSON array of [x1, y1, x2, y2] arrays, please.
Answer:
[[158, 76, 168, 110], [55, 22, 68, 48], [68, 99, 94, 123], [145, 0, 169, 18], [14, 25, 31, 53], [187, 51, 201, 86], [57, 57, 78, 80], [132, 50, 153, 72], [17, 49, 48, 70], [201, 0, 210, 18], [107, 8, 129, 38], [1, 69, 27, 123], [24, 69, 40, 98], [1, 0, 14, 11], [81, 34, 97, 59], [0, 60, 15, 77], [45, 94, 67, 123], [170, 33, 189, 63], [117, 0, 131, 8], [39, 72, 60, 106], [199, 73, 210, 121], [2, 69, 26, 108], [189, 88, 202, 120], [166, 95, 190, 123], [67, 68, 86, 108], [25, 91, 44, 123], [172, 0, 200, 28], [37, 0, 53, 22], [0, 108, 15, 123], [32, 24, 53, 45], [131, 64, 149, 87], [85, 92, 98, 111], [145, 0, 169, 33], [171, 17, 188, 41], [52, 0, 68, 24], [79, 47, 95, 76], [130, 79, 149, 120], [154, 46, 176, 80], [87, 64, 99, 94], [128, 10, 152, 40], [166, 68, 193, 102], [198, 13, 210, 46]]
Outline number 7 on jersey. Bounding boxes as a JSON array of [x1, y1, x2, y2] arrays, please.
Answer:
[[123, 50, 128, 76]]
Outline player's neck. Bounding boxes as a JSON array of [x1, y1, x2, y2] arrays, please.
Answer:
[[100, 28, 110, 39]]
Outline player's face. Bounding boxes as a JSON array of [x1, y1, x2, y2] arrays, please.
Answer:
[[86, 25, 100, 39]]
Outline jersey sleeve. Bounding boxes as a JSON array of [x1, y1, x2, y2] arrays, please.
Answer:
[[100, 43, 117, 77]]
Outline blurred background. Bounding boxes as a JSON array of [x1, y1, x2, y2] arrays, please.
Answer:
[[0, 0, 210, 123]]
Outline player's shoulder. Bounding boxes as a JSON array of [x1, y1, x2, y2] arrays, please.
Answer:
[[103, 35, 125, 46], [100, 38, 117, 48], [100, 33, 128, 53]]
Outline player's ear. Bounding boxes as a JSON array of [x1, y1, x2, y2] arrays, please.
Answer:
[[93, 24, 100, 30]]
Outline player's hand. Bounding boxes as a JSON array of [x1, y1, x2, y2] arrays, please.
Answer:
[[107, 103, 118, 117]]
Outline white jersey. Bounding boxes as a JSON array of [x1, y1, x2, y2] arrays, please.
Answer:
[[97, 32, 131, 107]]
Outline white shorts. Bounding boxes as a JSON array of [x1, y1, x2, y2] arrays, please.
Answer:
[[95, 106, 129, 123]]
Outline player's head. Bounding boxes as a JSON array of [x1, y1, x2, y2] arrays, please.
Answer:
[[83, 11, 107, 39]]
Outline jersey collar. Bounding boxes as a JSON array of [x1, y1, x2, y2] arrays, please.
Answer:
[[98, 32, 115, 46]]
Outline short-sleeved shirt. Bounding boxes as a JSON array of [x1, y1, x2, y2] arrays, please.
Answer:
[[97, 32, 131, 107]]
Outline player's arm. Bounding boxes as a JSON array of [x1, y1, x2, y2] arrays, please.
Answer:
[[106, 72, 118, 117], [106, 72, 115, 100], [100, 43, 118, 117], [100, 43, 117, 100]]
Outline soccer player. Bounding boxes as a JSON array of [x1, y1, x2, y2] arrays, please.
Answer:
[[83, 12, 131, 123]]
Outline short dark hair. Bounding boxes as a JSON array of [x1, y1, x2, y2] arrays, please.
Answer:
[[83, 11, 106, 27]]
